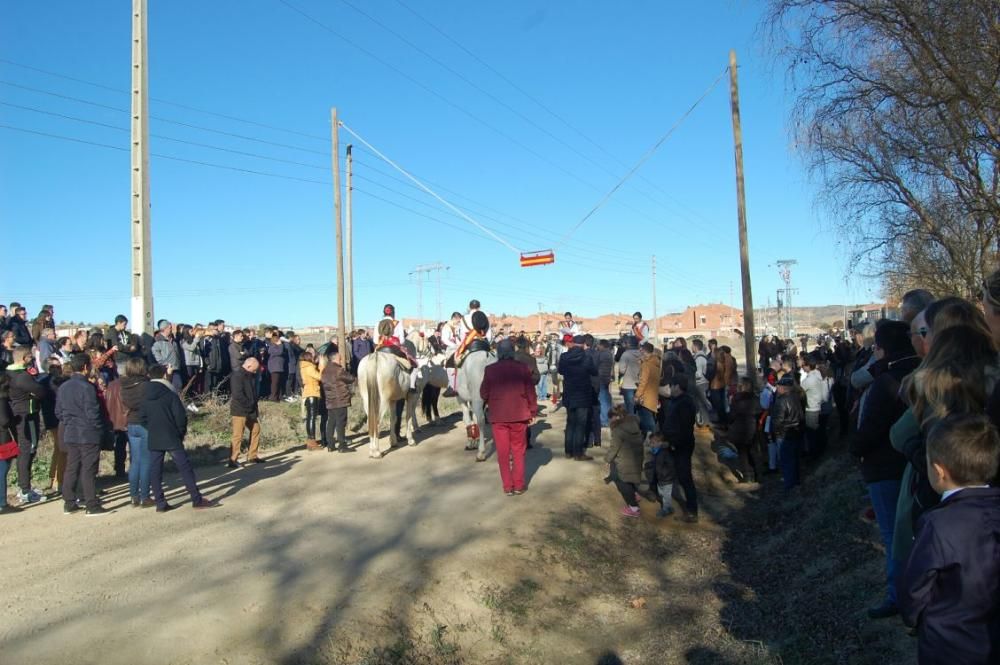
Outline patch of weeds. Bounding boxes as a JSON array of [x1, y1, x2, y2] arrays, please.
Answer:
[[490, 623, 507, 644], [480, 578, 540, 622], [429, 624, 459, 657]]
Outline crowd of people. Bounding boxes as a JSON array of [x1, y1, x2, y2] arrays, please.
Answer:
[[2, 287, 999, 662]]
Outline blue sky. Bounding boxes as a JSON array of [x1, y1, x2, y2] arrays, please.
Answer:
[[0, 1, 875, 328]]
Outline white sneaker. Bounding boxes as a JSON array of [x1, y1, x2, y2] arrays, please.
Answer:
[[18, 490, 46, 504], [186, 403, 200, 413]]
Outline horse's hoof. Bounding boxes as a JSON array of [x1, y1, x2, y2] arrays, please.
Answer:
[[464, 443, 477, 451], [408, 441, 418, 447], [369, 452, 383, 459], [475, 455, 487, 462]]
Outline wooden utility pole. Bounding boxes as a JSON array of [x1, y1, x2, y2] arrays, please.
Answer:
[[729, 50, 758, 383], [331, 108, 347, 358], [345, 144, 355, 332], [130, 0, 154, 335]]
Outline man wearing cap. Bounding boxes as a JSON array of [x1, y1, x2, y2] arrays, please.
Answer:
[[770, 374, 804, 491]]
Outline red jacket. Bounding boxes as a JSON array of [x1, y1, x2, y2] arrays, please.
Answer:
[[480, 358, 537, 424]]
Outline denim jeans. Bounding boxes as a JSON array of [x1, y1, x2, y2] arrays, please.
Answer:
[[621, 388, 636, 414], [778, 437, 800, 490], [598, 383, 612, 427], [709, 388, 727, 423], [637, 406, 657, 434], [127, 424, 152, 500], [0, 458, 9, 507], [868, 479, 902, 604], [536, 373, 548, 400]]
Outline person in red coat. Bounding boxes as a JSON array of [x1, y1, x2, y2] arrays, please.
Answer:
[[480, 339, 537, 495]]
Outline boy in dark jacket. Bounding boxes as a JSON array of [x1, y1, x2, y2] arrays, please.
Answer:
[[143, 365, 215, 512], [771, 375, 804, 491], [320, 346, 356, 453], [659, 376, 698, 522], [899, 414, 1000, 665], [55, 354, 108, 515]]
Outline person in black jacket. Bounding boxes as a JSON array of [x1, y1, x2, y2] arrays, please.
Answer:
[[55, 354, 109, 515], [900, 414, 1000, 665], [771, 375, 805, 491], [7, 346, 48, 503], [848, 320, 919, 619], [558, 335, 597, 460], [0, 370, 20, 514], [229, 357, 263, 468], [143, 364, 215, 512], [659, 375, 699, 522], [7, 306, 32, 347]]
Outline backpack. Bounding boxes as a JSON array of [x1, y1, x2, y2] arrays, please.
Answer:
[[703, 353, 717, 382]]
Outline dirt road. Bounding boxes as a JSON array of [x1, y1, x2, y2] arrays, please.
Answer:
[[1, 402, 753, 665]]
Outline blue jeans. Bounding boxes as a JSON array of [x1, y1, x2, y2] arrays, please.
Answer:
[[868, 479, 902, 604], [598, 383, 612, 427], [621, 388, 636, 414], [536, 373, 548, 400], [127, 424, 152, 500], [0, 458, 9, 507], [637, 406, 657, 434], [778, 437, 800, 490]]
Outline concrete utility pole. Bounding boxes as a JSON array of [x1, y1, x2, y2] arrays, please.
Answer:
[[130, 0, 154, 335], [331, 108, 347, 358], [651, 255, 658, 343], [729, 50, 758, 383], [410, 263, 448, 328], [537, 302, 543, 333], [345, 144, 354, 332]]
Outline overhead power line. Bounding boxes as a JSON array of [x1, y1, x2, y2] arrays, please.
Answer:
[[337, 119, 521, 254], [556, 67, 730, 247]]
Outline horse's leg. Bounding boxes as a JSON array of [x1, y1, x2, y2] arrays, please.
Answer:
[[406, 392, 418, 446], [461, 401, 477, 450], [474, 398, 488, 461]]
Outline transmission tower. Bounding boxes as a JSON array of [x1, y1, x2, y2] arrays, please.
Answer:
[[774, 259, 798, 338], [410, 263, 449, 325]]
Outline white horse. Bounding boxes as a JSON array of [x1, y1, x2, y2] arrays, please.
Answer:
[[456, 349, 496, 461], [357, 351, 419, 459]]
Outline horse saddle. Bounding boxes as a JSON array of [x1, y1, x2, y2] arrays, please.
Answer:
[[455, 339, 492, 368], [377, 346, 414, 371]]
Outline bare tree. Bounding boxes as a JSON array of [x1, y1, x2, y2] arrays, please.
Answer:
[[764, 0, 1000, 297]]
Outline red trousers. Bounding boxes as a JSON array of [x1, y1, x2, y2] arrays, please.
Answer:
[[493, 422, 528, 492]]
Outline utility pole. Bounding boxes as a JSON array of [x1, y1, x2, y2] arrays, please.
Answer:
[[345, 144, 354, 332], [130, 0, 154, 335], [537, 302, 543, 333], [331, 108, 347, 358], [729, 50, 758, 383], [410, 263, 448, 329], [651, 255, 658, 343]]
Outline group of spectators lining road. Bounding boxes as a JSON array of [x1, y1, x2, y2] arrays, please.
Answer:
[[2, 287, 1000, 663]]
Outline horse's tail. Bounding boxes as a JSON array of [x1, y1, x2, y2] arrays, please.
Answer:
[[421, 383, 439, 421], [366, 353, 381, 442]]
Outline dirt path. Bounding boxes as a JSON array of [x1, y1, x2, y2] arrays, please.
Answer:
[[1, 402, 757, 665]]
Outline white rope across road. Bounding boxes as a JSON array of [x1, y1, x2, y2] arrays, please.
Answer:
[[338, 120, 523, 254]]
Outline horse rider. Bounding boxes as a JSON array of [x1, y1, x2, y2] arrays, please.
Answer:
[[559, 312, 581, 337], [631, 311, 650, 344], [442, 311, 464, 397], [459, 299, 494, 344], [377, 304, 405, 347], [454, 311, 492, 368]]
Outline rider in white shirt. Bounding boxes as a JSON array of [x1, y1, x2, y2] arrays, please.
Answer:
[[630, 311, 650, 344], [558, 311, 581, 338]]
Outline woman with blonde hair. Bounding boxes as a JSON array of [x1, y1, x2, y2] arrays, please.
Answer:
[[885, 319, 999, 619]]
